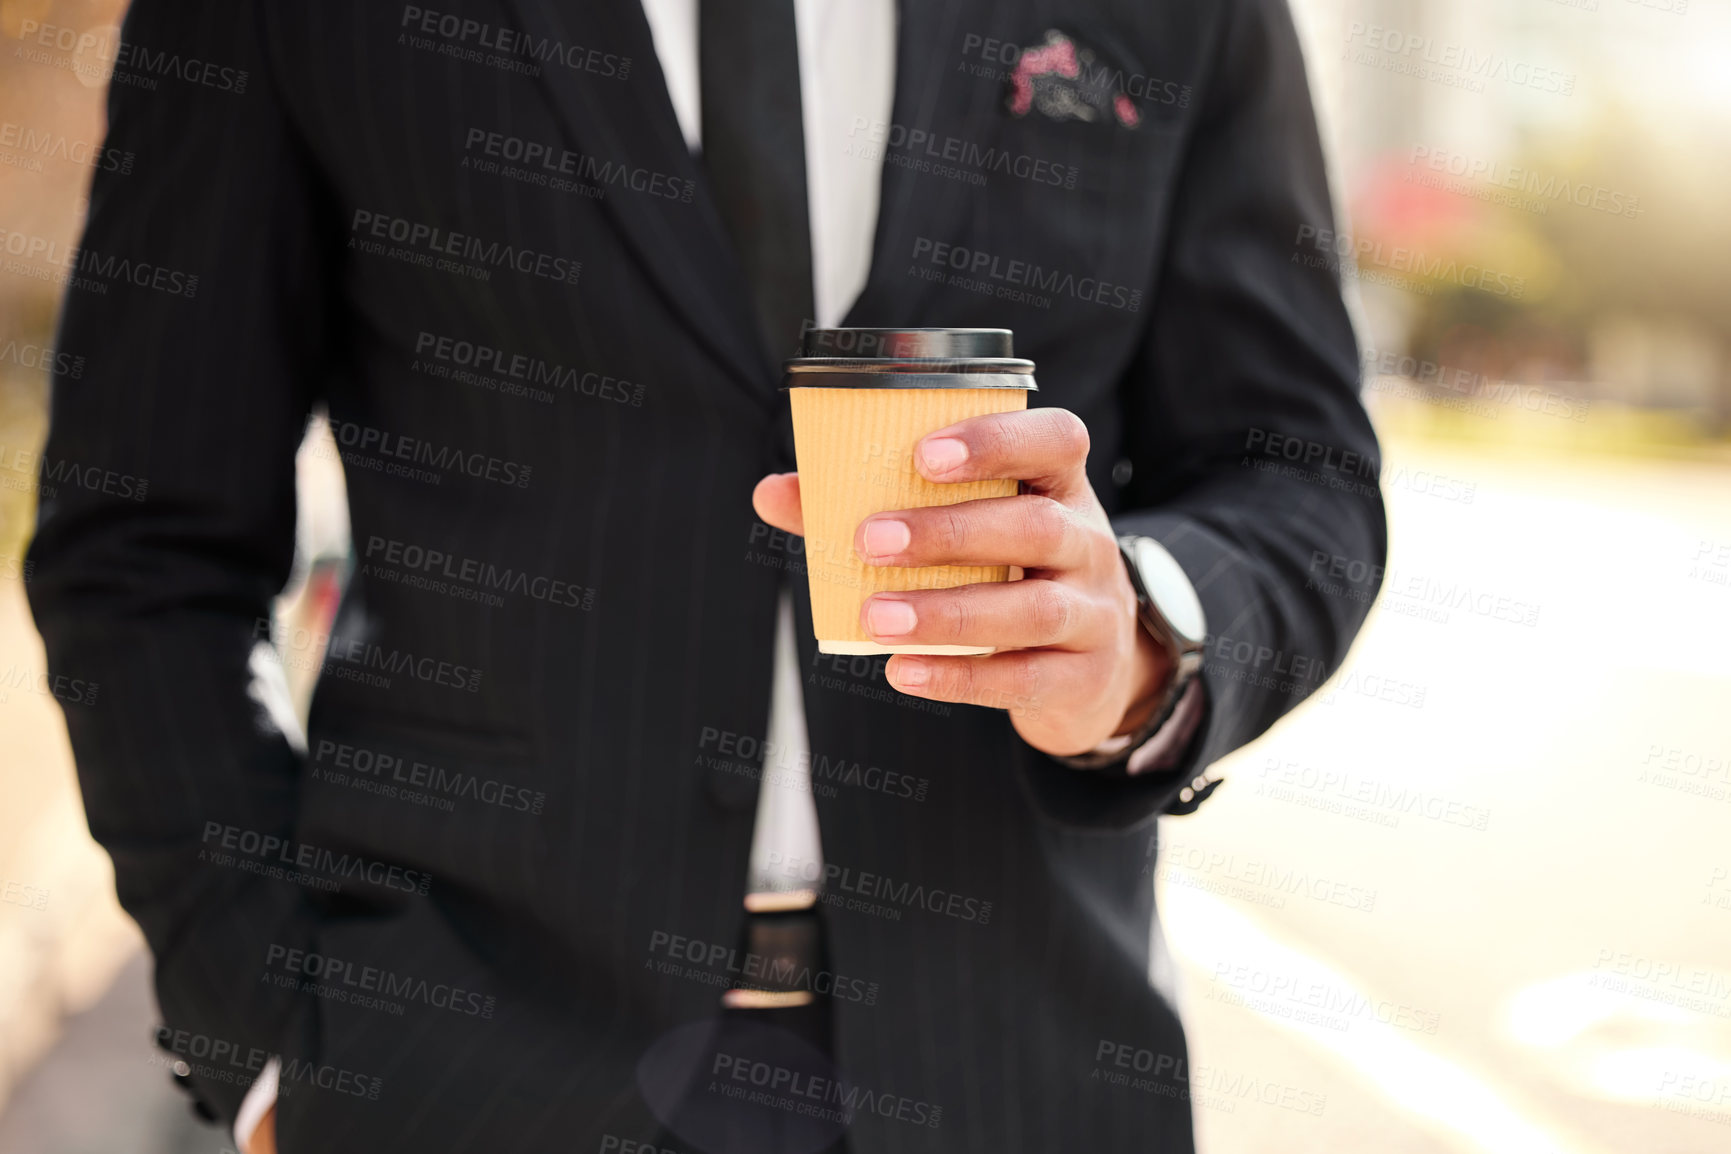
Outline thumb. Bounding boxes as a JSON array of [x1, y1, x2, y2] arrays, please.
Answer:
[[752, 472, 804, 537]]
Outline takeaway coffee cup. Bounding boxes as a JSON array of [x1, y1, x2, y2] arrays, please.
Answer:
[[782, 328, 1037, 655]]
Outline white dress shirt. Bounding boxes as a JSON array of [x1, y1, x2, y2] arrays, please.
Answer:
[[641, 0, 899, 901]]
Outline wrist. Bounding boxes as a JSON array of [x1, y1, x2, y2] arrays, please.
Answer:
[[1051, 534, 1205, 772], [1115, 623, 1173, 738]]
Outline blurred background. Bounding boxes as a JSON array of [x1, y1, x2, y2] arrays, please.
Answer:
[[1, 0, 1727, 1151]]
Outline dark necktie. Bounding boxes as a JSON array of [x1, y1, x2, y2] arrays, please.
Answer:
[[699, 0, 816, 364]]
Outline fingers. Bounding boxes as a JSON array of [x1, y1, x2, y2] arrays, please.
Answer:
[[860, 580, 1104, 651], [884, 649, 1080, 718], [855, 495, 1099, 571], [752, 472, 803, 537], [912, 407, 1091, 498]]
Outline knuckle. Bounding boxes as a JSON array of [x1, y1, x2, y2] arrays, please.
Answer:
[[1005, 654, 1044, 710], [933, 658, 975, 700], [929, 505, 972, 556], [1027, 582, 1075, 643], [1043, 408, 1090, 463], [1022, 497, 1072, 557], [933, 592, 972, 640], [1088, 526, 1122, 572], [978, 415, 1020, 461]]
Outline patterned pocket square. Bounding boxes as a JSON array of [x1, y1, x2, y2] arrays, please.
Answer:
[[1006, 30, 1141, 129]]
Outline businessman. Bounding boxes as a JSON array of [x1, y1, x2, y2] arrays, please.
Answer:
[[27, 0, 1384, 1151]]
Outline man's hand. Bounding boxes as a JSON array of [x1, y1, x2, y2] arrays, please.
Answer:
[[753, 408, 1171, 758]]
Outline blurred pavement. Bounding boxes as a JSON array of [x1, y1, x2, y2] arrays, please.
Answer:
[[0, 953, 232, 1154], [1159, 429, 1731, 1153]]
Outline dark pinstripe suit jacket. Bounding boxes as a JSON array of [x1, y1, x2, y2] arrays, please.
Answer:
[[27, 0, 1385, 1149]]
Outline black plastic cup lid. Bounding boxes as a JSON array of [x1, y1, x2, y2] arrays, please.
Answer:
[[782, 327, 1037, 391]]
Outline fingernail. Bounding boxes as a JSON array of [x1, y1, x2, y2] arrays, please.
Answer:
[[891, 658, 929, 688], [919, 437, 969, 475], [866, 598, 917, 638], [861, 518, 911, 560]]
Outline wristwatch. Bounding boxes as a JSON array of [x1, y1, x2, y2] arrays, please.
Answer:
[[1056, 535, 1207, 772]]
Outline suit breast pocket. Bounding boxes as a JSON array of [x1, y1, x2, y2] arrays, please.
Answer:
[[988, 105, 1187, 299]]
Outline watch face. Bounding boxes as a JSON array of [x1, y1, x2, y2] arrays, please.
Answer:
[[1129, 537, 1207, 645]]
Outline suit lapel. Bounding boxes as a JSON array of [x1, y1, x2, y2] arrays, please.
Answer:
[[498, 0, 772, 401], [845, 1, 1004, 328]]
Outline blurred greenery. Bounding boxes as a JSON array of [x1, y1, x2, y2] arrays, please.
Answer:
[[1358, 100, 1731, 432]]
